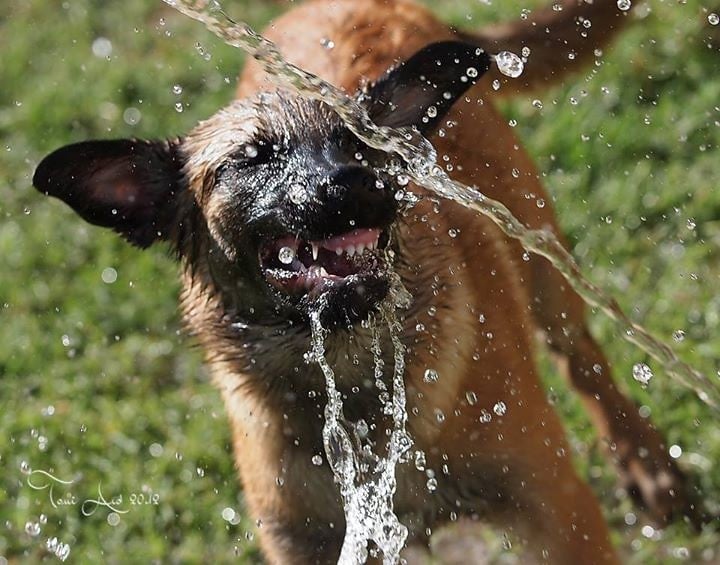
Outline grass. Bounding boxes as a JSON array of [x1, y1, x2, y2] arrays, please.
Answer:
[[1, 0, 719, 562]]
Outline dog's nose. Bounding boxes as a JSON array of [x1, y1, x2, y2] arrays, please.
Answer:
[[316, 165, 396, 230]]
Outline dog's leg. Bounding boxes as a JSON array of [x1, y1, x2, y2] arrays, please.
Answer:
[[439, 99, 697, 525], [462, 401, 618, 564], [256, 521, 344, 565], [527, 254, 700, 526], [513, 448, 619, 565]]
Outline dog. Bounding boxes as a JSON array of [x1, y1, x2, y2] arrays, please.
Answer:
[[32, 0, 700, 562]]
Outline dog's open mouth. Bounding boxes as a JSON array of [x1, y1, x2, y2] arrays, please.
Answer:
[[260, 228, 390, 297]]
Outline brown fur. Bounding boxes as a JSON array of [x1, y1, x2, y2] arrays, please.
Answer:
[[33, 0, 699, 563], [214, 0, 690, 562]]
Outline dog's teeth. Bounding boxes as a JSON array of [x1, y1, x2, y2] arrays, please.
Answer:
[[356, 243, 365, 255], [346, 245, 355, 256], [335, 247, 343, 256], [311, 243, 319, 261], [319, 267, 329, 277]]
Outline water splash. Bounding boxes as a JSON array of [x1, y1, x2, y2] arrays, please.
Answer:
[[161, 0, 720, 410], [309, 299, 412, 564]]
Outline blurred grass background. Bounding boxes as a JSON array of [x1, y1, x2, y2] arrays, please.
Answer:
[[1, 0, 719, 562]]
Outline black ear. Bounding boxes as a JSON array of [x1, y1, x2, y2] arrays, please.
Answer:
[[33, 139, 185, 248], [365, 41, 491, 134]]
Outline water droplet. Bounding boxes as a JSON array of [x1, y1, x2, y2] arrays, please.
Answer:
[[101, 267, 118, 284], [465, 391, 478, 405], [495, 51, 524, 78], [632, 362, 653, 385], [466, 67, 478, 78], [616, 0, 632, 11], [38, 514, 47, 525], [20, 461, 31, 475], [448, 228, 458, 238], [244, 144, 258, 158], [492, 79, 501, 91], [686, 218, 696, 230], [669, 444, 682, 459], [25, 521, 41, 537], [320, 37, 335, 49], [493, 401, 507, 416], [288, 183, 307, 205], [278, 246, 295, 265], [311, 454, 323, 466], [536, 198, 545, 208], [149, 442, 163, 457], [672, 330, 685, 342], [426, 477, 438, 492], [396, 174, 410, 187], [123, 107, 141, 126], [172, 84, 183, 95], [222, 507, 236, 522], [195, 41, 212, 61], [709, 12, 719, 25], [174, 102, 184, 113], [421, 368, 440, 386], [355, 419, 369, 437], [532, 99, 543, 109], [91, 37, 113, 59], [521, 46, 531, 58], [414, 451, 426, 471], [107, 512, 120, 526], [426, 105, 438, 118]]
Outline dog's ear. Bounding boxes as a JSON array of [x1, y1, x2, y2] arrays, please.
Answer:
[[33, 139, 185, 248], [366, 41, 491, 134]]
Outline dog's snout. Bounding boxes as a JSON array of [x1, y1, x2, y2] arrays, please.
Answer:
[[315, 165, 396, 232], [324, 165, 381, 198]]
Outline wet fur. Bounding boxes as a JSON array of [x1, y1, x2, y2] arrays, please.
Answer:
[[33, 0, 701, 563]]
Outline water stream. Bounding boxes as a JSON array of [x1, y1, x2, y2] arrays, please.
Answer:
[[162, 0, 720, 410], [309, 294, 412, 565]]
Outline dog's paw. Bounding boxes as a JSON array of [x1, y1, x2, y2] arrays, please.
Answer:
[[615, 442, 707, 528]]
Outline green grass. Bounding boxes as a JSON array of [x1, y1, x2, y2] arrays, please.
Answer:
[[1, 0, 719, 562]]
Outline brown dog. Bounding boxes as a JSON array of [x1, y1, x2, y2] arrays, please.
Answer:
[[33, 0, 697, 562]]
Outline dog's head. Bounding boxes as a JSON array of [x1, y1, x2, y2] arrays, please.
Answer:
[[33, 41, 490, 328]]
